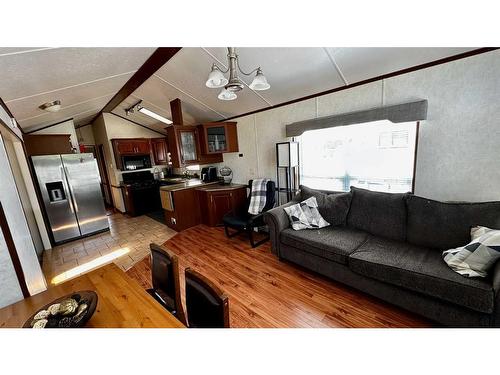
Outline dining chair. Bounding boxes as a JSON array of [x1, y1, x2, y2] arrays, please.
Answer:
[[147, 243, 187, 325], [184, 268, 230, 328]]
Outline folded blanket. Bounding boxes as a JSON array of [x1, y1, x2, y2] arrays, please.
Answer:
[[248, 178, 270, 215]]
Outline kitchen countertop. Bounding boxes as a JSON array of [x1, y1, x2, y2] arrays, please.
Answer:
[[195, 183, 247, 192], [159, 179, 220, 192], [160, 180, 247, 193]]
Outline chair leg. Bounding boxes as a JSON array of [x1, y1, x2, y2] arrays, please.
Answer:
[[225, 224, 243, 238], [248, 227, 269, 248]]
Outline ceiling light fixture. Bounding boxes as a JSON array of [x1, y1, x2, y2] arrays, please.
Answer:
[[39, 100, 62, 112], [125, 100, 173, 125], [137, 106, 173, 125], [206, 47, 270, 101]]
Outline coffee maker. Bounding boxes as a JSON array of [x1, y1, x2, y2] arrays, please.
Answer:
[[201, 166, 218, 182]]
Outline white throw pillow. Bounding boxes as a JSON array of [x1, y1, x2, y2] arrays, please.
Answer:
[[443, 226, 500, 278], [283, 197, 330, 230]]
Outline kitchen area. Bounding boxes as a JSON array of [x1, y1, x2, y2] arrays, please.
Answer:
[[113, 98, 248, 232]]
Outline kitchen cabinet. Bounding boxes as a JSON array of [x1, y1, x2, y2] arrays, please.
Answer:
[[166, 125, 224, 168], [161, 188, 201, 231], [198, 122, 238, 154], [111, 138, 152, 170], [197, 185, 247, 226], [151, 137, 168, 165]]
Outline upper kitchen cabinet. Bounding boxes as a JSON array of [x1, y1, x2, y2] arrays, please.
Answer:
[[198, 122, 238, 154], [111, 138, 152, 170], [166, 125, 199, 167], [151, 137, 169, 165], [166, 125, 224, 167]]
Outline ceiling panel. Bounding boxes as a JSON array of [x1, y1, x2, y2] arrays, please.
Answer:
[[0, 47, 155, 101], [327, 47, 475, 84], [204, 47, 346, 104], [21, 94, 112, 131], [156, 48, 271, 118], [131, 75, 224, 124], [0, 47, 52, 56], [8, 72, 134, 121]]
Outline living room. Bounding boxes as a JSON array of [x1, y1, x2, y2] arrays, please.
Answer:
[[1, 1, 499, 374]]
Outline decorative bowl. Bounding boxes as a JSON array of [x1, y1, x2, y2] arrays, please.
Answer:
[[23, 290, 98, 328]]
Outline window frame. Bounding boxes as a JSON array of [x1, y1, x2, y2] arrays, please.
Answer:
[[296, 120, 420, 194]]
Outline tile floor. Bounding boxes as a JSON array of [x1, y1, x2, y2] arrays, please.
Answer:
[[42, 213, 177, 286]]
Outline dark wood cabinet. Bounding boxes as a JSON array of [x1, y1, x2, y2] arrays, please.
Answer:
[[161, 188, 201, 231], [197, 185, 247, 226], [198, 122, 239, 154], [151, 137, 168, 165], [111, 138, 152, 170], [166, 125, 226, 168]]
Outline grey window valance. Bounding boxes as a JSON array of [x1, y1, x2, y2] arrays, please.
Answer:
[[286, 100, 428, 137]]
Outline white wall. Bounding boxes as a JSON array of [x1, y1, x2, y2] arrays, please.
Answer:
[[76, 124, 95, 145], [223, 50, 500, 202], [0, 134, 46, 300], [33, 119, 79, 151]]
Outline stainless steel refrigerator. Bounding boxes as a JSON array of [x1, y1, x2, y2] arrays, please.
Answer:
[[32, 153, 109, 244]]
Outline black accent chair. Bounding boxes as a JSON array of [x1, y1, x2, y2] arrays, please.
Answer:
[[222, 180, 276, 248], [185, 268, 230, 328], [147, 243, 187, 325]]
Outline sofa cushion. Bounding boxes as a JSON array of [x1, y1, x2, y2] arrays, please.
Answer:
[[300, 185, 352, 226], [406, 195, 500, 250], [349, 236, 494, 314], [280, 226, 369, 265], [346, 187, 408, 242]]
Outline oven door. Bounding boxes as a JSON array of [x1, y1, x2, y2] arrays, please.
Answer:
[[121, 154, 152, 171]]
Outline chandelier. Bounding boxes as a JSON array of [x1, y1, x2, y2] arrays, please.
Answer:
[[205, 47, 270, 101]]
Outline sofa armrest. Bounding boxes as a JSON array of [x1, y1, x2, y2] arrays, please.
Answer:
[[492, 261, 500, 326], [264, 201, 297, 257]]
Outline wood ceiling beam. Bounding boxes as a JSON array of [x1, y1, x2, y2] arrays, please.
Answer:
[[90, 47, 182, 123]]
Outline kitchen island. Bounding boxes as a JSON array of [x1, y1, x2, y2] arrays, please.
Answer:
[[160, 181, 247, 231]]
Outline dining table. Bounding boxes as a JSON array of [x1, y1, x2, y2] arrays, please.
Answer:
[[0, 263, 185, 328]]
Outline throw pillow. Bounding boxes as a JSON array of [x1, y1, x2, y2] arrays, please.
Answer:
[[443, 226, 500, 277], [300, 185, 352, 226], [283, 196, 330, 230]]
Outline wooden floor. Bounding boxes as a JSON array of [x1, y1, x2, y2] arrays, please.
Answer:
[[127, 225, 433, 328]]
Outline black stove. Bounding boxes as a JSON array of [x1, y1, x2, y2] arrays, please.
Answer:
[[121, 171, 161, 216], [122, 171, 159, 190]]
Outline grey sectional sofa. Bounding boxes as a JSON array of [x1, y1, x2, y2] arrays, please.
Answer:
[[264, 186, 500, 327]]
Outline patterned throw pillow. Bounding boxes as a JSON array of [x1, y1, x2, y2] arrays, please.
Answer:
[[443, 226, 500, 277], [283, 197, 330, 230]]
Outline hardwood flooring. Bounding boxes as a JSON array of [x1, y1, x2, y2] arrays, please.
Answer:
[[126, 224, 432, 328]]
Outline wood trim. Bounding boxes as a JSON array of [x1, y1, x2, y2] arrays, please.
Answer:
[[222, 47, 499, 121], [170, 98, 184, 125], [89, 47, 181, 126], [0, 202, 30, 298], [411, 121, 420, 194], [24, 117, 74, 134], [0, 97, 24, 140], [108, 112, 166, 136]]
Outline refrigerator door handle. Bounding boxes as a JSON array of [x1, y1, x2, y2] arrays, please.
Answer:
[[63, 166, 79, 213], [61, 166, 75, 214]]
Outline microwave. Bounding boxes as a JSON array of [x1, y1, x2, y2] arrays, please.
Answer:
[[122, 154, 152, 171]]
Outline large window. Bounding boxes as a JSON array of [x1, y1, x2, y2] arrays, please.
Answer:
[[299, 120, 418, 193]]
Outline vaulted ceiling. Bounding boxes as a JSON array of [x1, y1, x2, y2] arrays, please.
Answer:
[[0, 47, 155, 131], [0, 47, 476, 134]]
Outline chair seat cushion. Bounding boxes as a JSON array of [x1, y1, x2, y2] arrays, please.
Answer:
[[223, 212, 265, 228], [349, 237, 494, 314], [280, 226, 369, 264]]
